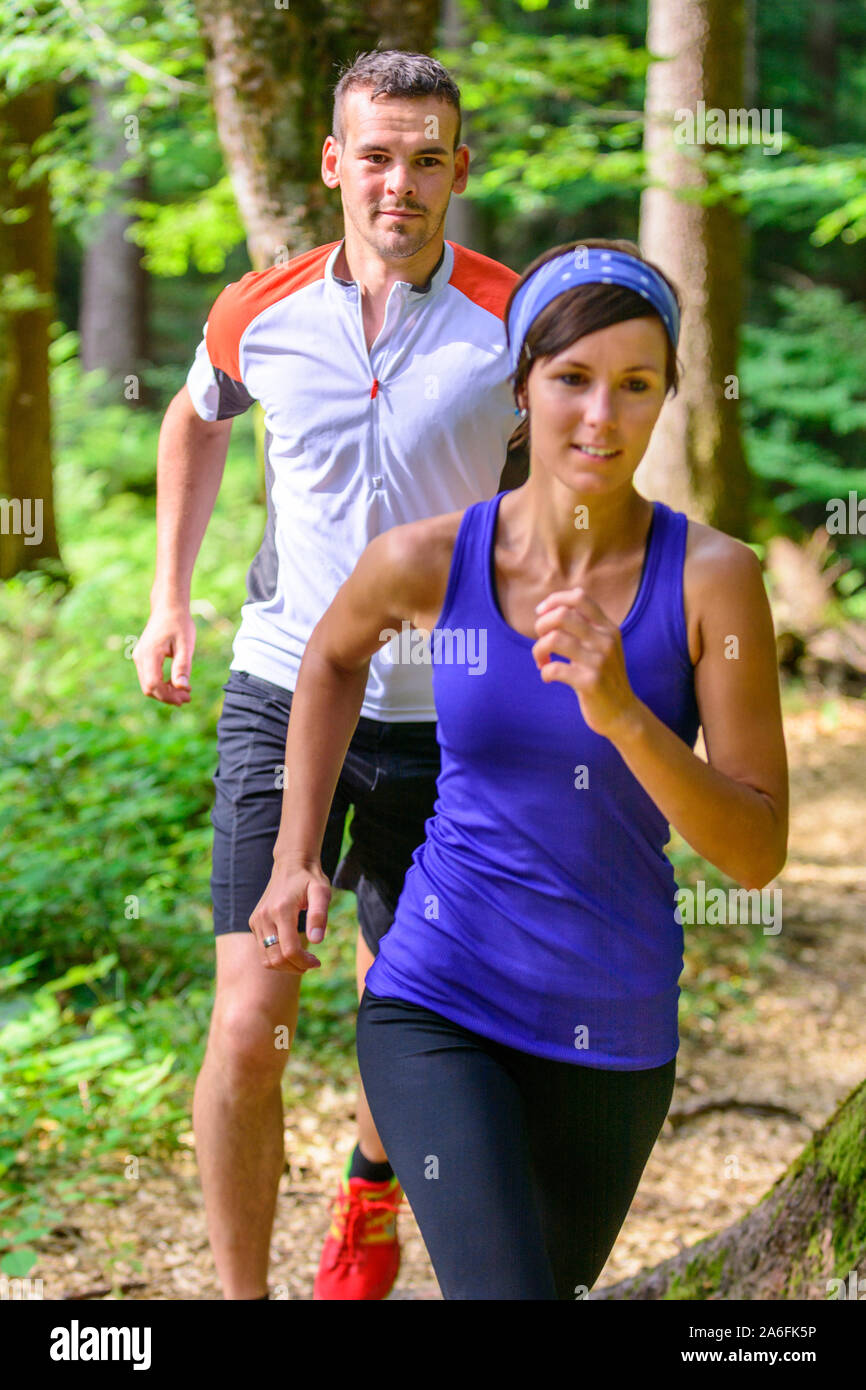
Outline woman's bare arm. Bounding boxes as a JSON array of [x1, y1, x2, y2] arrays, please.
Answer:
[[533, 526, 788, 889], [249, 512, 459, 971]]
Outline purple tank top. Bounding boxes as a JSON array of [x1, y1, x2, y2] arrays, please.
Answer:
[[365, 491, 701, 1068]]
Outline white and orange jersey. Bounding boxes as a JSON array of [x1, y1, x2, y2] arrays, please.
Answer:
[[185, 237, 519, 721]]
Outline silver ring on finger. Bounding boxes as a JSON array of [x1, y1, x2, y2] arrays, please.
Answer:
[[262, 934, 279, 949]]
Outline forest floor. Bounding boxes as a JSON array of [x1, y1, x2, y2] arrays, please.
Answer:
[[30, 688, 866, 1301]]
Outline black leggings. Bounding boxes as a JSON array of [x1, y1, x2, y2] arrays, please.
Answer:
[[356, 990, 676, 1301]]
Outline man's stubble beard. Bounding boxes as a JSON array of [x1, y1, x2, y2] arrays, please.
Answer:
[[351, 200, 449, 260]]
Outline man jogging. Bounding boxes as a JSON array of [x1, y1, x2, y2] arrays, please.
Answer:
[[133, 50, 523, 1301]]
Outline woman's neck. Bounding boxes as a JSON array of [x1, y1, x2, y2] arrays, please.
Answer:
[[503, 475, 654, 581]]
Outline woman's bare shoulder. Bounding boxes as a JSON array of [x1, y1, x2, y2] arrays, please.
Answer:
[[682, 520, 767, 664], [382, 509, 466, 566], [684, 518, 763, 590], [374, 510, 467, 624]]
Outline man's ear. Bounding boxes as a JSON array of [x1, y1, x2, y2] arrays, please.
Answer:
[[321, 135, 341, 189], [453, 144, 470, 195]]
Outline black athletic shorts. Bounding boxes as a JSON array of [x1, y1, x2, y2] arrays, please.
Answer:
[[210, 670, 441, 953]]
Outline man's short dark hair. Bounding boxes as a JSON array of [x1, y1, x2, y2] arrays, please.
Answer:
[[332, 49, 462, 150]]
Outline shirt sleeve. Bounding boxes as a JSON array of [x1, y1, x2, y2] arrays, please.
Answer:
[[185, 284, 256, 422]]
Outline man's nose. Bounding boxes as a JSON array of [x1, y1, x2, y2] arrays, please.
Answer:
[[385, 164, 416, 199]]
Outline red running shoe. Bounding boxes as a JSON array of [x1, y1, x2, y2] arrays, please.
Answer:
[[314, 1158, 403, 1301]]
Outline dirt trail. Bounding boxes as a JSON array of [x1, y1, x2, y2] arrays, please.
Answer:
[[32, 692, 866, 1301]]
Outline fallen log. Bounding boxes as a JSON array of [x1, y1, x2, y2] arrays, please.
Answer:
[[590, 1074, 866, 1300]]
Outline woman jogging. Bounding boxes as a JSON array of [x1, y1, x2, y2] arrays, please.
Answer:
[[250, 237, 789, 1300]]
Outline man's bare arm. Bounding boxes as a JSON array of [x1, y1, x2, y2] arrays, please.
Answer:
[[134, 385, 233, 705]]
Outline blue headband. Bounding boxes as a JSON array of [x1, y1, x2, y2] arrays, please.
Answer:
[[507, 248, 680, 376]]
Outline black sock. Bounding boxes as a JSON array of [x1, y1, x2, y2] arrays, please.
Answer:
[[348, 1143, 393, 1183]]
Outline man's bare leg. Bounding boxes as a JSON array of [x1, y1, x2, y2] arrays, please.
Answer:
[[354, 929, 388, 1164], [193, 932, 301, 1298]]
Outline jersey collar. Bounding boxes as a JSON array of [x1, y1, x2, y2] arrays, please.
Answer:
[[326, 239, 453, 299]]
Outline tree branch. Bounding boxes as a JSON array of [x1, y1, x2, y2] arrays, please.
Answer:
[[58, 0, 200, 95]]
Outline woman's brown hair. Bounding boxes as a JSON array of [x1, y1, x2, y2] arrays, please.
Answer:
[[505, 237, 683, 451]]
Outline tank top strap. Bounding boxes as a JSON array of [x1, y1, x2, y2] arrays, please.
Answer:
[[627, 500, 692, 674], [436, 494, 500, 632], [438, 494, 693, 673]]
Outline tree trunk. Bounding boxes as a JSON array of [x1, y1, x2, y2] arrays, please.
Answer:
[[636, 0, 751, 535], [0, 84, 61, 579], [807, 0, 837, 143], [193, 0, 441, 270], [591, 1074, 866, 1300], [79, 82, 150, 406], [441, 0, 481, 253]]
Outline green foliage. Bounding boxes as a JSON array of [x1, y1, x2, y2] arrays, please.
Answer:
[[724, 148, 866, 247], [0, 0, 203, 99], [667, 833, 771, 1037], [741, 284, 866, 575], [127, 177, 246, 277], [0, 954, 202, 1275], [0, 270, 52, 314], [439, 25, 649, 217], [0, 0, 247, 278], [758, 0, 866, 146], [0, 357, 254, 988], [439, 0, 866, 263], [672, 0, 866, 247], [0, 926, 359, 1274], [0, 701, 218, 984], [2, 0, 866, 1282], [294, 902, 360, 1057], [0, 367, 363, 1272]]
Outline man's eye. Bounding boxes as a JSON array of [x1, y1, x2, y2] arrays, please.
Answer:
[[626, 380, 649, 392]]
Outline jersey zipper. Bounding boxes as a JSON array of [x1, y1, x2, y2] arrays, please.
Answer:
[[357, 284, 406, 513]]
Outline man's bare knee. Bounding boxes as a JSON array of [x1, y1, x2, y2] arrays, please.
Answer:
[[207, 997, 293, 1086], [205, 932, 301, 1088]]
